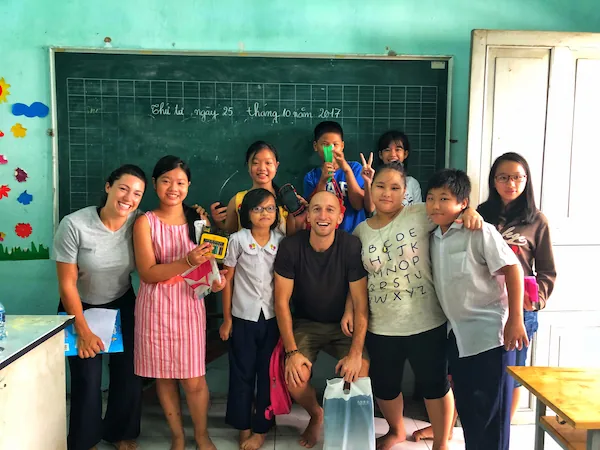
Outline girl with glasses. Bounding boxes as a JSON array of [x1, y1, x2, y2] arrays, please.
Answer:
[[210, 141, 290, 235], [220, 188, 284, 450], [478, 152, 556, 421]]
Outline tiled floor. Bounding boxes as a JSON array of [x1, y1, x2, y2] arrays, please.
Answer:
[[92, 399, 564, 449], [85, 354, 564, 449]]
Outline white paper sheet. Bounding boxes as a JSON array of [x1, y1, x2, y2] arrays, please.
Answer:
[[83, 308, 118, 351]]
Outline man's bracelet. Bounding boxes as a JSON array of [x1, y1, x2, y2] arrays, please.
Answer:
[[285, 349, 299, 359], [185, 254, 193, 267]]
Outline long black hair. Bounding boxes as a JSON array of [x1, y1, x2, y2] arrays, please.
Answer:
[[100, 164, 147, 207], [152, 155, 200, 244], [376, 130, 411, 168], [239, 188, 280, 231], [478, 152, 538, 226]]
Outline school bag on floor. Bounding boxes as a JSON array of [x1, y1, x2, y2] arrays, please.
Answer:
[[264, 337, 292, 420], [323, 377, 375, 450]]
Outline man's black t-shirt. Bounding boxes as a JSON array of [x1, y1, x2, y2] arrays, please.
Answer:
[[274, 230, 367, 323]]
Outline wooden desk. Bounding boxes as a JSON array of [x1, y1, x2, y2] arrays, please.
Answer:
[[508, 366, 600, 450]]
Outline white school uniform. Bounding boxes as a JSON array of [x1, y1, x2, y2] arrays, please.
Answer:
[[222, 228, 284, 322], [403, 176, 423, 205], [430, 222, 519, 358]]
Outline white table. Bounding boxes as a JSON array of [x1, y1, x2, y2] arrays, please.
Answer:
[[0, 315, 74, 450]]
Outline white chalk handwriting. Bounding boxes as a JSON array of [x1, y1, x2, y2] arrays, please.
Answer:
[[147, 102, 341, 123]]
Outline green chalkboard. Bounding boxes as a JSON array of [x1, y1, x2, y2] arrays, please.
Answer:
[[54, 51, 449, 219]]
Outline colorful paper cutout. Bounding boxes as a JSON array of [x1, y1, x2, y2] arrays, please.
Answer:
[[14, 167, 28, 182], [10, 123, 27, 138], [17, 190, 33, 205], [0, 130, 4, 137], [0, 232, 5, 242], [0, 242, 49, 261], [0, 185, 10, 199], [0, 78, 10, 103], [0, 155, 7, 165], [12, 102, 50, 118], [15, 223, 32, 238]]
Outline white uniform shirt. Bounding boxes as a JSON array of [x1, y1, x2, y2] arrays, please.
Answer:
[[403, 176, 423, 205], [430, 222, 519, 357], [222, 228, 284, 321]]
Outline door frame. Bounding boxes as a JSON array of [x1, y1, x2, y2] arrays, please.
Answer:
[[466, 29, 600, 206], [465, 29, 600, 423]]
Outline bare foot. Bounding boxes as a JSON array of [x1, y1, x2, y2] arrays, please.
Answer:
[[241, 433, 267, 450], [112, 440, 138, 450], [432, 443, 450, 450], [239, 430, 252, 448], [170, 435, 185, 450], [376, 430, 407, 450], [195, 433, 217, 450], [412, 425, 453, 442], [299, 409, 323, 448]]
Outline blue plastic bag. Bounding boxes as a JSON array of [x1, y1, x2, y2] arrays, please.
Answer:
[[323, 377, 375, 450]]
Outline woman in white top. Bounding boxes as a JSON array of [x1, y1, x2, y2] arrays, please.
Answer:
[[52, 164, 147, 450], [352, 161, 482, 450], [364, 130, 422, 215]]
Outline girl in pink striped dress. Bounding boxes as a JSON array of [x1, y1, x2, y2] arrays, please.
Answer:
[[133, 155, 226, 450]]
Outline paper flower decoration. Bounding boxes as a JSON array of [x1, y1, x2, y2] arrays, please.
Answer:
[[0, 78, 10, 103], [0, 185, 10, 199], [15, 223, 33, 238], [15, 167, 28, 182], [11, 123, 27, 138], [17, 190, 33, 205]]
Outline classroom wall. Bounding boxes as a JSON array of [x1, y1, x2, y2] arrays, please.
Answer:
[[1, 0, 599, 314]]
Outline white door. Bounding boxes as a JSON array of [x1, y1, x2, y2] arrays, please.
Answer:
[[467, 30, 600, 422]]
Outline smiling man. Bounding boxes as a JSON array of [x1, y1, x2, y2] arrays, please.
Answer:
[[273, 191, 369, 448]]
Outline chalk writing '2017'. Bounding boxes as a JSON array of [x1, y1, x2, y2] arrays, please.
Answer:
[[318, 108, 341, 119]]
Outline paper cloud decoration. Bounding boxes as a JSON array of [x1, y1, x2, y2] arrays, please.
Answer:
[[12, 102, 50, 118]]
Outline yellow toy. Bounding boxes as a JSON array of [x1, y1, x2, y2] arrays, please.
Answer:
[[200, 233, 228, 259]]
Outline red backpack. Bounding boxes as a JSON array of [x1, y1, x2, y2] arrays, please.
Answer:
[[264, 338, 292, 420]]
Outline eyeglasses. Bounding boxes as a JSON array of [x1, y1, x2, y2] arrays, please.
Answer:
[[251, 205, 277, 213], [495, 174, 527, 184]]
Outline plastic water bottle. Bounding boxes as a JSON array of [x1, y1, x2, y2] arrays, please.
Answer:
[[0, 301, 6, 340]]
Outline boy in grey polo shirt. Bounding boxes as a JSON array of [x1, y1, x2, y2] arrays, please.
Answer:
[[425, 169, 528, 450]]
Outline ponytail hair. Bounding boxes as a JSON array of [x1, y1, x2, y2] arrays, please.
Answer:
[[100, 164, 147, 207], [151, 155, 199, 244]]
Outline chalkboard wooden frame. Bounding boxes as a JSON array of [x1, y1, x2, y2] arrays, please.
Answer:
[[49, 47, 453, 229]]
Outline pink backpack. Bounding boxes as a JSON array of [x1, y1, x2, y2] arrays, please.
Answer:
[[264, 338, 292, 420]]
